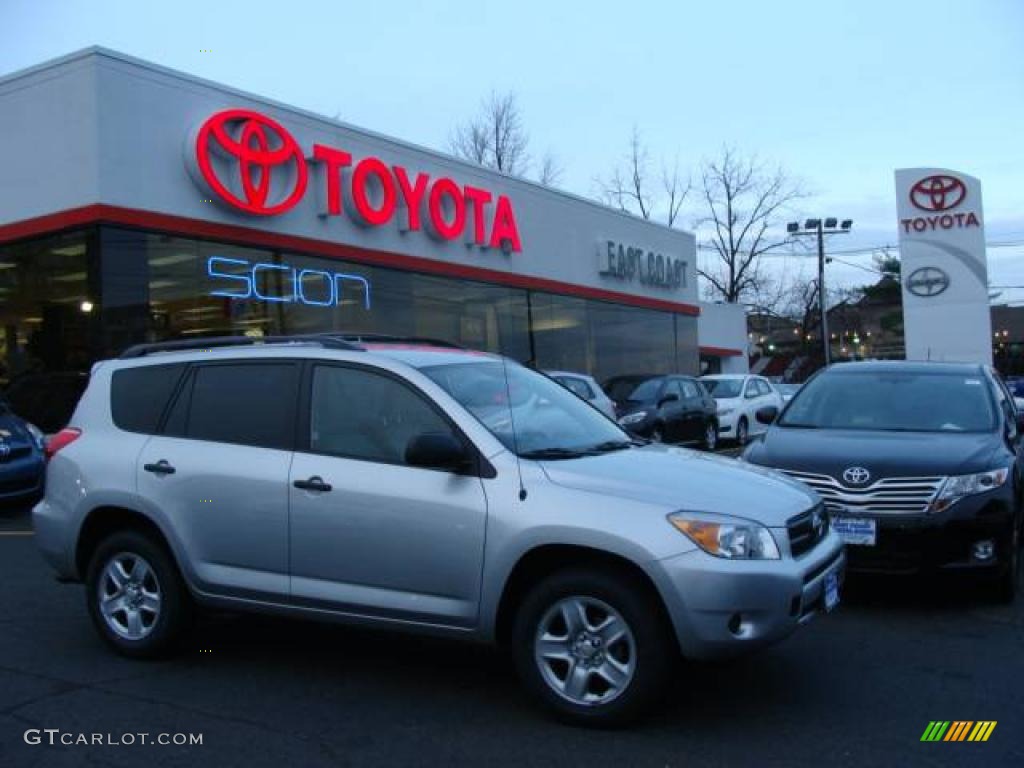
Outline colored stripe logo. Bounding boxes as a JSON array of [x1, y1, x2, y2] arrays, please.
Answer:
[[921, 721, 996, 742]]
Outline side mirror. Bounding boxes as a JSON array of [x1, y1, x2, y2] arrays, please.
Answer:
[[658, 393, 679, 407], [405, 432, 471, 472], [756, 405, 779, 425]]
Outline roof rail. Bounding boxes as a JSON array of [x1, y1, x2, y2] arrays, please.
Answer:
[[313, 333, 465, 350], [118, 335, 363, 359]]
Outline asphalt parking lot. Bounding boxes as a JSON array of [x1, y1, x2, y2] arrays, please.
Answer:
[[1, 504, 1021, 768]]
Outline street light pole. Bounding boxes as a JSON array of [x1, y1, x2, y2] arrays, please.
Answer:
[[786, 218, 853, 370], [816, 220, 830, 366]]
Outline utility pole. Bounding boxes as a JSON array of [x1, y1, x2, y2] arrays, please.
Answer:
[[787, 218, 853, 368]]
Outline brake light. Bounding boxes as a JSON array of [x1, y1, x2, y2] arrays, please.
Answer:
[[45, 428, 82, 459]]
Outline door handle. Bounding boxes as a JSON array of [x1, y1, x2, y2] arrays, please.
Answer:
[[143, 460, 176, 475], [293, 475, 332, 492]]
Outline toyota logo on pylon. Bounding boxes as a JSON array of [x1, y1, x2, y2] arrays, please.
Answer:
[[192, 109, 308, 216], [910, 175, 967, 212]]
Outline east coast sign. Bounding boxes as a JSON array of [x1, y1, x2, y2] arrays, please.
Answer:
[[186, 109, 522, 253]]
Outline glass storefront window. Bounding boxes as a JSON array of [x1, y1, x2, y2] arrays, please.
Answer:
[[0, 230, 93, 430], [0, 225, 701, 428]]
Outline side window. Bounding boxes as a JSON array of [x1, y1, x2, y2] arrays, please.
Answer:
[[680, 380, 700, 399], [744, 380, 759, 398], [757, 379, 772, 396], [310, 365, 456, 466], [111, 364, 186, 433], [180, 363, 299, 450], [666, 380, 685, 402]]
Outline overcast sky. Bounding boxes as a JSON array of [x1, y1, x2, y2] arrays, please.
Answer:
[[3, 0, 1022, 304]]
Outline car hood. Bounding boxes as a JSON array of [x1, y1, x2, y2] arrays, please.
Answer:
[[538, 445, 816, 527], [746, 426, 1003, 479]]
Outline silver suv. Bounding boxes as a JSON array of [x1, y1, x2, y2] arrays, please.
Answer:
[[34, 336, 844, 724]]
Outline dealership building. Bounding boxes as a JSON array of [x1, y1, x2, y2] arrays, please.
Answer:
[[0, 48, 746, 411]]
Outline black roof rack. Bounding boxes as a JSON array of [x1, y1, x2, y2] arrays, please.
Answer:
[[312, 333, 465, 350], [118, 335, 363, 359]]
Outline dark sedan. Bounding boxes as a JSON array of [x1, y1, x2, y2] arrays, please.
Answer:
[[743, 361, 1023, 602], [0, 396, 47, 507], [604, 374, 719, 450]]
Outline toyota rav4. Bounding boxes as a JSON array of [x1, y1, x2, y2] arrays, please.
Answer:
[[33, 335, 844, 724]]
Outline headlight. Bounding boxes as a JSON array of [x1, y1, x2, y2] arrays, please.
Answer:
[[929, 467, 1009, 513], [668, 512, 780, 559], [717, 407, 735, 416], [618, 411, 649, 426], [25, 422, 46, 452]]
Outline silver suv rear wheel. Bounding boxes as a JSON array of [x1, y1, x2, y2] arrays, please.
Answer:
[[98, 552, 162, 640]]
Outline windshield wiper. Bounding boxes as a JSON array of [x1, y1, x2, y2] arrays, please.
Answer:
[[519, 447, 591, 460], [585, 440, 634, 453]]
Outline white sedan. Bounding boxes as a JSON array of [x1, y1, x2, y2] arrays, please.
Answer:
[[700, 374, 783, 444]]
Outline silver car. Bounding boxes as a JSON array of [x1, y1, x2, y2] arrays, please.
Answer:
[[33, 336, 844, 725], [545, 370, 617, 419]]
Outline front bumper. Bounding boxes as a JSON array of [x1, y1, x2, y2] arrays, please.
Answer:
[[651, 529, 846, 659], [716, 412, 738, 435], [839, 493, 1015, 575], [0, 455, 45, 506]]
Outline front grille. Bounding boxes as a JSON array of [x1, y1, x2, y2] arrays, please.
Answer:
[[787, 503, 827, 557], [781, 469, 944, 515]]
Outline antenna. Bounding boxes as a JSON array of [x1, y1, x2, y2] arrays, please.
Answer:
[[499, 354, 528, 501]]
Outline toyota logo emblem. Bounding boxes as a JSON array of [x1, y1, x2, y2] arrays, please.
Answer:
[[906, 266, 950, 298], [842, 466, 871, 485], [193, 109, 308, 216], [910, 175, 966, 212]]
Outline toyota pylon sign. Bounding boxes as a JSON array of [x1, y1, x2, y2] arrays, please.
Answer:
[[895, 168, 991, 364]]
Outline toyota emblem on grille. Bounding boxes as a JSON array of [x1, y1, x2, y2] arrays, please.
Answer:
[[842, 466, 871, 485]]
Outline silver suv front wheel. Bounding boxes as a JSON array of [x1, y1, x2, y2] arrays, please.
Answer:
[[512, 566, 674, 725]]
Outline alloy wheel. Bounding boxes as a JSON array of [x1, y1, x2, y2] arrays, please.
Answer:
[[533, 596, 636, 707], [651, 427, 664, 443], [98, 552, 162, 641], [704, 423, 717, 451]]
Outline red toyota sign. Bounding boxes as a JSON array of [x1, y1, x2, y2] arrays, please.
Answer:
[[900, 173, 980, 234], [190, 109, 522, 253]]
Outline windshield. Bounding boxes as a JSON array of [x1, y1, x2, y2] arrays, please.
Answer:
[[605, 376, 662, 404], [780, 370, 998, 433], [422, 361, 630, 457], [702, 379, 743, 399]]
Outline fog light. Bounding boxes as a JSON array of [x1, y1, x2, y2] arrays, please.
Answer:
[[972, 539, 995, 562]]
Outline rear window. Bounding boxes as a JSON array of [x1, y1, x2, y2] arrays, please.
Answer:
[[111, 364, 186, 434]]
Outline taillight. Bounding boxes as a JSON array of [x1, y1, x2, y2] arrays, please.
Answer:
[[45, 427, 82, 459]]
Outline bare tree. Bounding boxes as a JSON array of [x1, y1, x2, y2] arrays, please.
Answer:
[[449, 91, 530, 176], [597, 128, 690, 226], [537, 151, 563, 187], [696, 147, 806, 304]]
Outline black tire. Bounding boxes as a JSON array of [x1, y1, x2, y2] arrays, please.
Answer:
[[702, 420, 718, 452], [511, 567, 675, 726], [995, 520, 1020, 604], [85, 530, 193, 658], [735, 417, 749, 446]]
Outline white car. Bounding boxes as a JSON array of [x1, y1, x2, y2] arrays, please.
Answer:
[[545, 370, 617, 419], [701, 374, 783, 444]]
